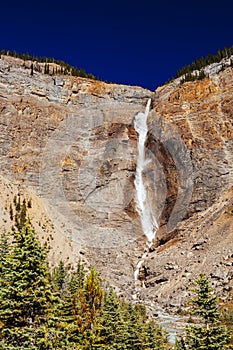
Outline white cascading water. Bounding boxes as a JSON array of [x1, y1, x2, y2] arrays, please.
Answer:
[[134, 98, 159, 283], [133, 101, 180, 344]]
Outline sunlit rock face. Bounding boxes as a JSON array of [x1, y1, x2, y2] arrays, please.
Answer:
[[0, 55, 233, 309], [152, 73, 233, 233], [0, 55, 152, 248]]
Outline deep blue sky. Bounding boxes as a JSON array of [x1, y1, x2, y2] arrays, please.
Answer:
[[1, 0, 233, 91]]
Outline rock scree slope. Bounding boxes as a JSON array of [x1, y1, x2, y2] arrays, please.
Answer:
[[0, 54, 232, 311]]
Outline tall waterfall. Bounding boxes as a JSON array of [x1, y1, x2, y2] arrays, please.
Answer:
[[134, 98, 159, 282]]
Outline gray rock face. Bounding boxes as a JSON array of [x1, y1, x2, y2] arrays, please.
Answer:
[[0, 55, 233, 310], [0, 56, 153, 251]]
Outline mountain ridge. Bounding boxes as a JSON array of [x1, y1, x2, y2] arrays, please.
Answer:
[[0, 53, 232, 315]]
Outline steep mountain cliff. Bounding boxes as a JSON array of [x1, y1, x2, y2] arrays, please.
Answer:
[[0, 54, 232, 313]]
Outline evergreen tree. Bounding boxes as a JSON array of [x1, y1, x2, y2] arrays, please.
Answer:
[[54, 262, 85, 346], [144, 320, 170, 350], [56, 264, 103, 348], [191, 273, 219, 324], [68, 259, 85, 295], [0, 213, 171, 349], [98, 288, 128, 349], [19, 199, 27, 229], [0, 231, 9, 274], [175, 273, 232, 350], [9, 204, 13, 221], [13, 197, 28, 231], [0, 223, 57, 348], [97, 289, 170, 350], [125, 303, 147, 349], [79, 68, 87, 78], [174, 337, 186, 349], [0, 49, 99, 82], [53, 260, 67, 296], [74, 267, 103, 347]]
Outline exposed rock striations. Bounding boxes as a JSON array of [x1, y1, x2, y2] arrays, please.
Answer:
[[0, 55, 232, 310]]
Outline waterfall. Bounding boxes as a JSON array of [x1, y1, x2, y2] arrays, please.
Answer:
[[134, 98, 159, 282]]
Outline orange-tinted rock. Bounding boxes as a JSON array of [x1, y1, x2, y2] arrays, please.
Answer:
[[0, 55, 233, 310]]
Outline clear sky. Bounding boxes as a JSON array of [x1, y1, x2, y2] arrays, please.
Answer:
[[1, 0, 233, 91]]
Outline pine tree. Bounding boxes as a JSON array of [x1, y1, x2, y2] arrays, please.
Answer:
[[54, 261, 85, 346], [98, 288, 128, 349], [0, 216, 172, 349], [174, 337, 186, 349], [191, 273, 219, 324], [175, 273, 232, 350], [0, 231, 9, 274], [125, 303, 146, 349], [97, 289, 170, 350], [53, 260, 67, 296], [79, 68, 87, 77], [13, 197, 28, 231], [74, 267, 104, 347], [56, 265, 103, 348], [0, 223, 57, 348], [144, 320, 170, 350], [9, 204, 13, 221], [68, 259, 85, 295], [19, 198, 27, 229]]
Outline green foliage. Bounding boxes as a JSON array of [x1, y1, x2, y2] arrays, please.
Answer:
[[13, 197, 28, 231], [96, 290, 169, 350], [0, 224, 57, 348], [54, 261, 170, 349], [98, 288, 128, 349], [185, 324, 232, 350], [0, 220, 170, 349], [9, 204, 13, 221], [174, 338, 186, 349], [0, 48, 99, 80], [73, 267, 103, 346], [68, 259, 85, 295], [168, 45, 233, 84], [53, 260, 67, 295], [221, 308, 233, 328], [0, 231, 9, 273], [180, 69, 207, 84], [175, 273, 232, 350], [191, 273, 219, 324], [44, 63, 49, 74]]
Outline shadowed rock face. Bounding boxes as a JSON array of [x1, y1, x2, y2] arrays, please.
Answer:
[[146, 132, 178, 229], [0, 55, 233, 309]]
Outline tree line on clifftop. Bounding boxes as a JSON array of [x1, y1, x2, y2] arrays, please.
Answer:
[[0, 198, 233, 349], [0, 49, 98, 80], [1, 45, 233, 86], [167, 45, 233, 84]]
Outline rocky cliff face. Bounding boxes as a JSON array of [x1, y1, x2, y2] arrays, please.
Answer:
[[0, 55, 232, 312]]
